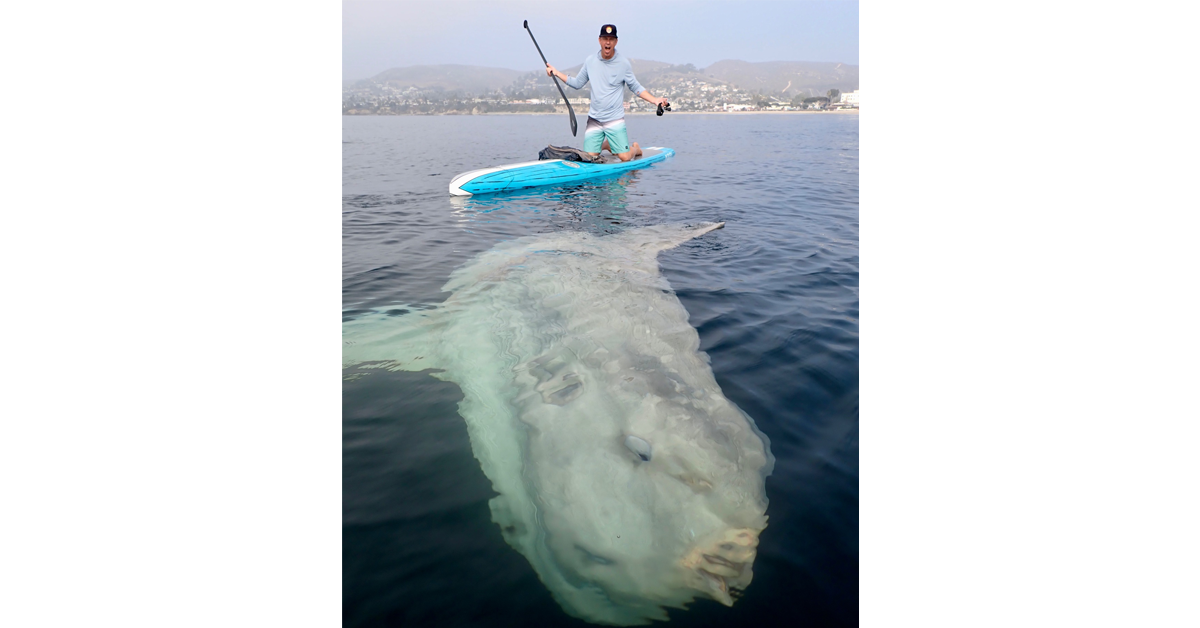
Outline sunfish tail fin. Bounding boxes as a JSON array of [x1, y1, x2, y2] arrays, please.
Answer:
[[342, 306, 444, 374]]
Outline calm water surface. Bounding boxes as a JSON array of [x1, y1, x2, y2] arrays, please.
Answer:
[[343, 113, 858, 627]]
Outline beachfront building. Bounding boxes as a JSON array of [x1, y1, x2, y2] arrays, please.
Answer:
[[553, 97, 591, 115], [840, 90, 860, 107]]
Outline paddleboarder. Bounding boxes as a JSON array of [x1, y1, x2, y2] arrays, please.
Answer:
[[545, 24, 669, 162]]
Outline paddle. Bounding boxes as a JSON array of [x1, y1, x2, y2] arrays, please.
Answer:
[[524, 20, 578, 136]]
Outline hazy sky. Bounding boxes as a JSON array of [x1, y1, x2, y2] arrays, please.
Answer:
[[343, 0, 858, 80]]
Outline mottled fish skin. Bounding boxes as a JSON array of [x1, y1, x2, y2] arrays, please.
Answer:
[[343, 223, 773, 626]]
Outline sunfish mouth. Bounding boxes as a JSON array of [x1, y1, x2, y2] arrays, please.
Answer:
[[681, 528, 760, 606]]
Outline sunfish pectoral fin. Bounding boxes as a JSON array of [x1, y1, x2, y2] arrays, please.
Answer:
[[342, 306, 443, 372]]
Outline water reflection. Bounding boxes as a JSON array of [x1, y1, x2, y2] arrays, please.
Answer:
[[448, 171, 643, 236]]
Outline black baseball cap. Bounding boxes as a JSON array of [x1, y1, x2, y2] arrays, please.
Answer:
[[599, 24, 617, 38]]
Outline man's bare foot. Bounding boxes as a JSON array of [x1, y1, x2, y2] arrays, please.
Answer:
[[614, 141, 643, 162]]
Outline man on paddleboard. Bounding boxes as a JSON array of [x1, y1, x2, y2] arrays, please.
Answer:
[[545, 24, 669, 162]]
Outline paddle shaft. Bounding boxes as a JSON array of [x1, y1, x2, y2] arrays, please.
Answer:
[[523, 21, 578, 136]]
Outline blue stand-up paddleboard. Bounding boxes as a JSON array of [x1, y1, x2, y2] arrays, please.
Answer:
[[448, 147, 675, 196]]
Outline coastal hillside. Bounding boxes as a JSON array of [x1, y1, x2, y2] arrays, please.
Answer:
[[702, 60, 859, 97], [350, 64, 526, 94], [504, 59, 665, 99], [348, 60, 857, 98]]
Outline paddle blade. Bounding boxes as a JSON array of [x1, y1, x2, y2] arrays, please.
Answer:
[[569, 108, 577, 136]]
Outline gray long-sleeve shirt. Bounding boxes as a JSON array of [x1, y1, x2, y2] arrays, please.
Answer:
[[564, 50, 645, 123]]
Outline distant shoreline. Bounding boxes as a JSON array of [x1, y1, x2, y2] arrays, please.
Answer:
[[638, 110, 858, 115], [343, 110, 858, 117]]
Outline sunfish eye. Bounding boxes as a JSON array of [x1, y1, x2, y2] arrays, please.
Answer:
[[624, 435, 652, 462]]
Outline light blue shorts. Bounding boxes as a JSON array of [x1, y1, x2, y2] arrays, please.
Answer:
[[583, 117, 630, 154]]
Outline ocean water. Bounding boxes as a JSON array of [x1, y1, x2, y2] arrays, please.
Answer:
[[343, 113, 858, 627]]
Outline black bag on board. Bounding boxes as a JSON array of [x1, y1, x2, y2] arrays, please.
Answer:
[[538, 145, 603, 163]]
